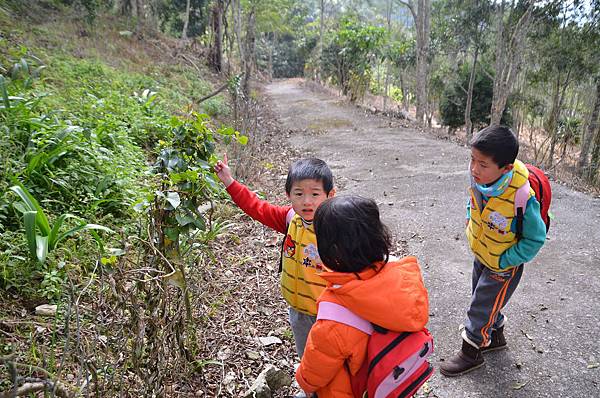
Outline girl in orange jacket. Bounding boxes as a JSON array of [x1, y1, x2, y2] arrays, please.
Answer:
[[295, 195, 430, 398]]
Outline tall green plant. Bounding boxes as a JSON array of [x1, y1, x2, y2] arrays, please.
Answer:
[[10, 183, 113, 264], [150, 112, 246, 254], [322, 15, 386, 102]]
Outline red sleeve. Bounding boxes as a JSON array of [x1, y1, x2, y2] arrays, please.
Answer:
[[226, 180, 291, 234]]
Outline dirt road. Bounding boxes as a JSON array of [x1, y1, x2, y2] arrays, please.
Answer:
[[265, 79, 600, 397]]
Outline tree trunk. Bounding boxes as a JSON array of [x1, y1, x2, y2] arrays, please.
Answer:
[[113, 0, 132, 16], [545, 76, 562, 167], [318, 0, 324, 82], [589, 121, 600, 183], [415, 0, 430, 125], [579, 79, 600, 175], [182, 0, 191, 39], [398, 0, 429, 124], [490, 1, 534, 126], [464, 45, 479, 141], [268, 32, 277, 80], [400, 71, 409, 111], [546, 68, 572, 167], [232, 0, 245, 77], [242, 8, 256, 96], [383, 0, 392, 112], [209, 0, 224, 72]]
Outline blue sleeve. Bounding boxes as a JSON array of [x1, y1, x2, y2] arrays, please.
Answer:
[[499, 196, 547, 268], [466, 197, 471, 220]]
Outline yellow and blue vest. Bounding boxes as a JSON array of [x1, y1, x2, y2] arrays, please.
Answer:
[[281, 214, 327, 315], [466, 160, 533, 272]]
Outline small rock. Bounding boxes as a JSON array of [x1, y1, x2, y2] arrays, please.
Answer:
[[259, 336, 282, 346], [244, 365, 292, 398], [258, 306, 274, 316], [224, 270, 234, 278], [35, 304, 57, 317], [217, 348, 232, 360], [246, 350, 261, 360]]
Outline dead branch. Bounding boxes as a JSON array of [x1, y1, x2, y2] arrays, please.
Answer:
[[0, 380, 71, 398], [197, 82, 229, 104]]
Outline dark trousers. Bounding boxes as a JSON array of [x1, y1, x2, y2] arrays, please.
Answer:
[[464, 259, 523, 347]]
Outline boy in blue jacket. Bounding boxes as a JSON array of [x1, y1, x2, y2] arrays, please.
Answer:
[[440, 126, 547, 377]]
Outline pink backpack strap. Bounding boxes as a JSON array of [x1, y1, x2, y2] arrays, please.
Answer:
[[317, 302, 374, 335], [285, 208, 296, 226], [514, 180, 530, 216]]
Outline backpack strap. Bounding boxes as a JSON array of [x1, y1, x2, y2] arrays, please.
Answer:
[[514, 180, 530, 239], [278, 208, 297, 273], [285, 207, 296, 226], [317, 302, 374, 335]]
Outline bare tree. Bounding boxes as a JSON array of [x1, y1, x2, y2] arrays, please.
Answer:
[[579, 79, 600, 176], [489, 1, 535, 126], [242, 8, 256, 96], [396, 0, 430, 125], [209, 0, 225, 72], [182, 0, 192, 39], [317, 0, 325, 82], [383, 0, 392, 112]]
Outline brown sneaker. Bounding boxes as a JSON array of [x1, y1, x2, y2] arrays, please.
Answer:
[[440, 340, 484, 377], [481, 326, 507, 353]]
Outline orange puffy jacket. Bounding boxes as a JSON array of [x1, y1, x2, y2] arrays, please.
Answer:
[[295, 256, 429, 398]]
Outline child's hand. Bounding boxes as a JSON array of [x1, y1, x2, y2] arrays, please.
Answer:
[[214, 153, 235, 188]]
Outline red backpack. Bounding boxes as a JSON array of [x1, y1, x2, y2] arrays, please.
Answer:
[[317, 302, 434, 398], [514, 164, 552, 238]]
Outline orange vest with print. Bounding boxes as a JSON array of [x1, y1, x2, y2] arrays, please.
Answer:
[[466, 160, 533, 272], [281, 214, 327, 315]]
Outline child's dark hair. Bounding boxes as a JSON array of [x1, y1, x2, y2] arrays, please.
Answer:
[[314, 196, 391, 273], [470, 125, 519, 167], [285, 158, 334, 194]]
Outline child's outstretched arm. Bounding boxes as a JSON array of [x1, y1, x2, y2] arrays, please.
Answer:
[[214, 154, 290, 234], [214, 153, 235, 188]]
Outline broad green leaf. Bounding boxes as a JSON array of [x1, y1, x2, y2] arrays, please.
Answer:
[[237, 135, 248, 145], [36, 235, 49, 264], [164, 227, 179, 242], [23, 211, 38, 259], [165, 192, 181, 209], [175, 212, 196, 226], [0, 75, 9, 110], [10, 184, 51, 236], [193, 216, 206, 230]]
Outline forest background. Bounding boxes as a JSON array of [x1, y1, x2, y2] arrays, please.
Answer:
[[0, 0, 599, 396]]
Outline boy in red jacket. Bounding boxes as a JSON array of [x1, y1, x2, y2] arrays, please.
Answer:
[[214, 156, 335, 359]]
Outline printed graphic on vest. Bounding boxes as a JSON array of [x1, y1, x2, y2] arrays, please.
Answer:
[[283, 234, 295, 258], [302, 243, 324, 270], [485, 211, 509, 235]]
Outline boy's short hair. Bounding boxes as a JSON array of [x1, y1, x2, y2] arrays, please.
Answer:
[[314, 196, 391, 273], [285, 158, 334, 194], [470, 125, 519, 167]]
